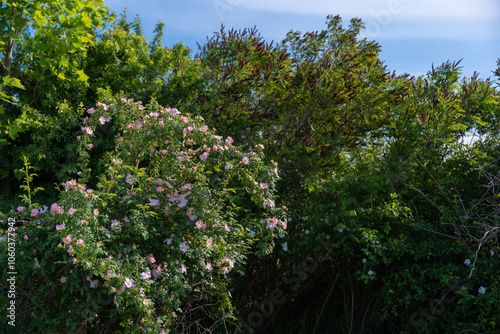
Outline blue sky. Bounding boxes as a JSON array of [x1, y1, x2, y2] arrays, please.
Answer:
[[102, 0, 500, 81]]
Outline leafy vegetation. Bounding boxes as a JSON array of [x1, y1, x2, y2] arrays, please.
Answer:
[[0, 2, 499, 333]]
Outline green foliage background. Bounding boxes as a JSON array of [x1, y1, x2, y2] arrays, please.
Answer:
[[0, 2, 499, 333]]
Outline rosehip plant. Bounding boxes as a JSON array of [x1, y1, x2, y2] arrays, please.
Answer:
[[1, 91, 286, 333]]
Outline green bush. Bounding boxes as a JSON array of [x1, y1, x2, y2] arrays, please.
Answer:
[[0, 92, 287, 333]]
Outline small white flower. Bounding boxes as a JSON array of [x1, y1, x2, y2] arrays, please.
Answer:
[[304, 229, 309, 235], [368, 270, 374, 276], [464, 259, 471, 266], [362, 258, 367, 263], [338, 228, 344, 232], [248, 230, 256, 237], [478, 286, 486, 295], [282, 242, 288, 251]]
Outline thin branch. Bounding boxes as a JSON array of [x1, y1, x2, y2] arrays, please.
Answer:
[[392, 221, 461, 241], [469, 227, 499, 279], [313, 273, 339, 334]]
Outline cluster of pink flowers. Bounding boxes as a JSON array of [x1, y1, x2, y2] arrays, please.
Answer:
[[50, 203, 64, 214], [15, 99, 284, 321], [95, 101, 111, 111], [267, 218, 279, 230], [263, 199, 275, 208], [168, 193, 188, 208], [81, 126, 93, 135], [186, 210, 198, 221], [99, 116, 112, 125]]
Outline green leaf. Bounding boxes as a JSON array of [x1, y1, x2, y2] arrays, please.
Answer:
[[79, 35, 91, 43], [0, 169, 9, 179], [76, 69, 89, 82], [33, 10, 48, 26], [80, 14, 92, 28], [3, 76, 26, 90]]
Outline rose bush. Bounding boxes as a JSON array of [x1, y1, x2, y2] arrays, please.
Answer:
[[0, 90, 287, 333]]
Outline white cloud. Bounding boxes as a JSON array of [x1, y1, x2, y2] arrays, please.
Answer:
[[240, 0, 500, 20]]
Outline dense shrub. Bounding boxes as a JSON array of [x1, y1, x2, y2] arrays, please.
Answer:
[[0, 91, 287, 333]]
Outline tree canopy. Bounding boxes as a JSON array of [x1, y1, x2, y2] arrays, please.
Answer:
[[0, 4, 499, 333]]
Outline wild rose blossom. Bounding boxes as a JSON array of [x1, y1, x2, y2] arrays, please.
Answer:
[[195, 220, 206, 229], [124, 278, 135, 289], [179, 242, 189, 252], [199, 152, 209, 160], [81, 126, 93, 135], [267, 218, 279, 230], [125, 175, 134, 185], [140, 271, 152, 280], [148, 198, 160, 206], [263, 199, 275, 208]]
